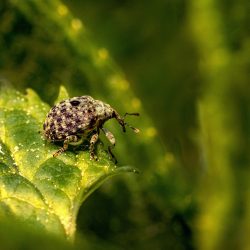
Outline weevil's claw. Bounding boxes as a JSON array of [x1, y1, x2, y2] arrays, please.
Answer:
[[90, 153, 98, 161]]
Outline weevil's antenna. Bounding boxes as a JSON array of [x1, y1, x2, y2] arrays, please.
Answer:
[[124, 112, 140, 117], [123, 113, 140, 133], [113, 111, 140, 133], [125, 123, 140, 133]]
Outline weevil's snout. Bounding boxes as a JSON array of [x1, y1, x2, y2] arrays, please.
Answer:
[[116, 115, 126, 132], [113, 111, 140, 133]]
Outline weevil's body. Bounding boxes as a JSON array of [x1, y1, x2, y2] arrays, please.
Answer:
[[43, 96, 114, 141], [43, 96, 139, 162]]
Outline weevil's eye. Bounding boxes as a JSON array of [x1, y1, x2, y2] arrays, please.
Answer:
[[70, 100, 80, 106]]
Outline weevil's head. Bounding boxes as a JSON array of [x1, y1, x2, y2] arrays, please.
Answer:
[[94, 99, 140, 133]]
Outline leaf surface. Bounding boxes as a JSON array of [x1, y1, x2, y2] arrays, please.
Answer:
[[0, 85, 137, 239]]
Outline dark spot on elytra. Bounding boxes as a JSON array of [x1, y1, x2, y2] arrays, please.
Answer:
[[60, 103, 67, 109], [66, 113, 73, 119], [70, 100, 80, 106], [61, 108, 66, 113], [57, 117, 62, 123], [66, 121, 73, 127]]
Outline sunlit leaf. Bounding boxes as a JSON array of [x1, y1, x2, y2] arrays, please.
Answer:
[[0, 84, 137, 240]]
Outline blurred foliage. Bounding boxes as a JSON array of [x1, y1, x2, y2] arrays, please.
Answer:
[[0, 0, 249, 249]]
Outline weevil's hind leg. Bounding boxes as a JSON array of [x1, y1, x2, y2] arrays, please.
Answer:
[[102, 128, 118, 164], [108, 146, 118, 164], [53, 135, 78, 157], [89, 132, 99, 161]]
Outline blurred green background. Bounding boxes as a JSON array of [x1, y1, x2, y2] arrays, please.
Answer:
[[0, 0, 249, 249]]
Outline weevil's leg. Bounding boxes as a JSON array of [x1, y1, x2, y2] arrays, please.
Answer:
[[101, 128, 117, 164], [89, 132, 99, 160], [69, 136, 84, 146], [101, 128, 116, 146], [108, 146, 118, 164], [53, 135, 78, 157]]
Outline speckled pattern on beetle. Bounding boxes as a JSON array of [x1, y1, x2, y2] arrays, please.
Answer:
[[43, 96, 139, 162]]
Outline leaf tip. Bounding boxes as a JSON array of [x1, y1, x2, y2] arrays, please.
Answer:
[[115, 165, 140, 175], [55, 85, 70, 103]]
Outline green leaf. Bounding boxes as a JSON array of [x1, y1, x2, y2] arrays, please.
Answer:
[[55, 85, 70, 103], [0, 84, 137, 240]]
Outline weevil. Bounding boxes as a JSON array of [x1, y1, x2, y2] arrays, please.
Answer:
[[43, 96, 139, 162]]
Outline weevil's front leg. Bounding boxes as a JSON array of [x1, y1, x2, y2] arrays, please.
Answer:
[[102, 128, 117, 164], [89, 132, 99, 160], [102, 128, 116, 146], [53, 135, 78, 157]]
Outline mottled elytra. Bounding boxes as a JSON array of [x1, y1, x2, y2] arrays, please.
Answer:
[[43, 96, 139, 163]]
